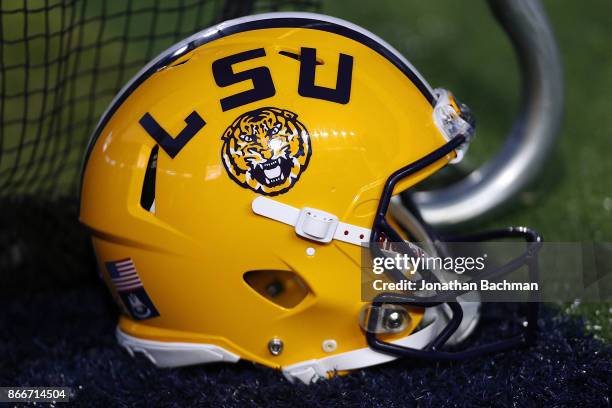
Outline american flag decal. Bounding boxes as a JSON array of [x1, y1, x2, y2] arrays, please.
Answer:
[[106, 258, 143, 292], [104, 258, 160, 320]]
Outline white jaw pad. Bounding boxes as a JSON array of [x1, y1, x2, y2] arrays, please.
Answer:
[[116, 328, 240, 367], [252, 196, 371, 246]]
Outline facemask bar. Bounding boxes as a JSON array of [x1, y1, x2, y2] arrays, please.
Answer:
[[367, 132, 543, 360]]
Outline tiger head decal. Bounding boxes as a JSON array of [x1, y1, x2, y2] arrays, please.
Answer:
[[221, 107, 312, 195]]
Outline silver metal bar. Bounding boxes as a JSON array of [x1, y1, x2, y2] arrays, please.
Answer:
[[411, 0, 563, 227]]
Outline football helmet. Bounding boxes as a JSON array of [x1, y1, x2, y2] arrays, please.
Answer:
[[80, 12, 541, 384]]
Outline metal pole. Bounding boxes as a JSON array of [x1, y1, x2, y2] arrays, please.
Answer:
[[410, 0, 563, 228]]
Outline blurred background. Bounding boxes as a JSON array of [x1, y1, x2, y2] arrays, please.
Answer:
[[0, 0, 610, 337]]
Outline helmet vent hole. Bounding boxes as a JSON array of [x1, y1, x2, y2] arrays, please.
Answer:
[[140, 145, 158, 213], [278, 49, 324, 65], [169, 57, 191, 67], [244, 270, 310, 309], [158, 55, 192, 71]]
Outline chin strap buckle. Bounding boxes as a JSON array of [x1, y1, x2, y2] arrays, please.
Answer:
[[252, 196, 370, 246], [295, 208, 339, 243]]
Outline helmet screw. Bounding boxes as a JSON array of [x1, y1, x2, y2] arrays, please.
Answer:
[[383, 311, 404, 330], [322, 339, 337, 353], [268, 338, 283, 356]]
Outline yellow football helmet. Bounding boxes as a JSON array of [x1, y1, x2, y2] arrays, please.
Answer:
[[80, 12, 540, 384]]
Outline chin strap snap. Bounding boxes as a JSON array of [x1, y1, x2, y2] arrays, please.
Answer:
[[252, 196, 370, 246]]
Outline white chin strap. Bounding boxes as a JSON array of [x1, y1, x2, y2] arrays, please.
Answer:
[[252, 196, 371, 246]]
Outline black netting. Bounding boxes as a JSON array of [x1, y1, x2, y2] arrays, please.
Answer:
[[0, 0, 320, 198]]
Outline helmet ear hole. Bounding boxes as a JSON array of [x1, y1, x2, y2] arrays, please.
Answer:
[[243, 270, 311, 309]]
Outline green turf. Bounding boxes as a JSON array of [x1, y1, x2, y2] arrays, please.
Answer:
[[323, 0, 612, 339]]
